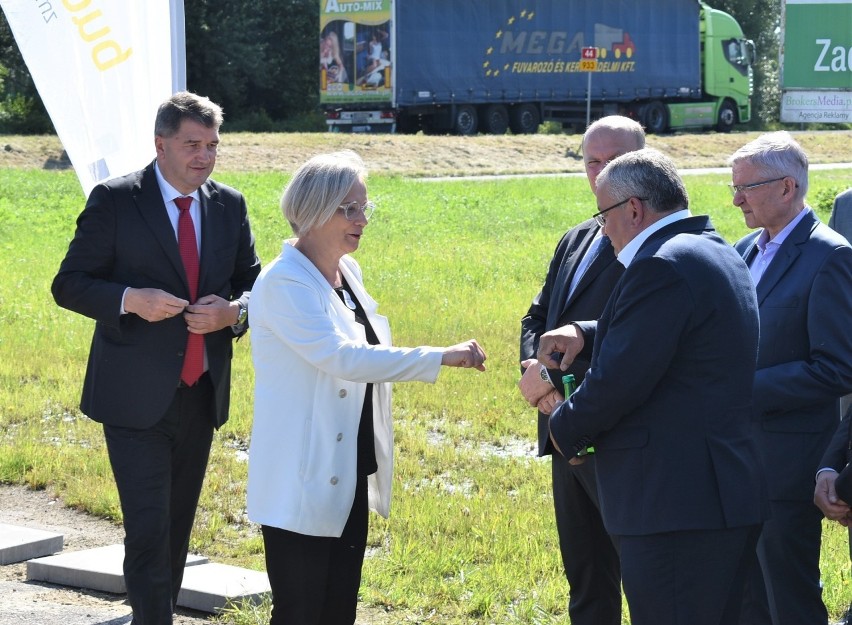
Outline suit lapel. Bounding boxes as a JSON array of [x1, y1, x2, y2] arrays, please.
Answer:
[[567, 236, 615, 308], [198, 181, 223, 295], [552, 225, 597, 317], [134, 164, 187, 288], [754, 212, 816, 305]]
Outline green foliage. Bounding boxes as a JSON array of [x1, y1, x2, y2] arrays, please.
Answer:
[[2, 168, 851, 623], [0, 19, 52, 133], [223, 110, 326, 133], [184, 0, 319, 127], [811, 185, 847, 215]]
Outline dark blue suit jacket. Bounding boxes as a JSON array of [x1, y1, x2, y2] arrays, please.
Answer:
[[52, 162, 261, 429], [550, 216, 767, 536], [735, 209, 852, 501], [521, 218, 624, 456]]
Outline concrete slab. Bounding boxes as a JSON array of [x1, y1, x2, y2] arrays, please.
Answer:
[[176, 562, 270, 613], [0, 523, 63, 565], [26, 544, 207, 594]]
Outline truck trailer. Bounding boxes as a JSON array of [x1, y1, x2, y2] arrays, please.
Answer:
[[320, 0, 756, 134]]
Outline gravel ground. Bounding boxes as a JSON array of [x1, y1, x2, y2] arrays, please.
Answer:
[[0, 484, 395, 625], [0, 483, 223, 625]]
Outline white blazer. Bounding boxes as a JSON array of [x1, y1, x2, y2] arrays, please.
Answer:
[[247, 241, 443, 537]]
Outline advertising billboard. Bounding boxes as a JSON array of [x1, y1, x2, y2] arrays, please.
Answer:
[[780, 0, 852, 123], [320, 0, 393, 105]]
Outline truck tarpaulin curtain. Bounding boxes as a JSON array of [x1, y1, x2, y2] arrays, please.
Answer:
[[0, 0, 187, 196]]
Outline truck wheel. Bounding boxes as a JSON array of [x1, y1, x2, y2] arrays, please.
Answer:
[[509, 104, 540, 134], [483, 105, 509, 135], [716, 100, 737, 133], [453, 105, 478, 136], [643, 101, 669, 134]]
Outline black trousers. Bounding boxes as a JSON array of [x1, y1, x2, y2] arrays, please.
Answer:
[[103, 374, 215, 625], [740, 499, 828, 625], [261, 471, 369, 625], [551, 453, 621, 625], [620, 524, 760, 625]]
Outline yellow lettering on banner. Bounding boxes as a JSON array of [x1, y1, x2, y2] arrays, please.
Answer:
[[93, 40, 132, 71], [72, 11, 109, 42], [62, 0, 92, 10], [62, 0, 133, 71]]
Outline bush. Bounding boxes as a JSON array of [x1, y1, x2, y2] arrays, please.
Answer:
[[0, 93, 53, 134], [224, 109, 325, 133], [810, 186, 846, 214]]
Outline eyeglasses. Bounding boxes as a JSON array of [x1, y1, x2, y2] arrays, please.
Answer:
[[592, 197, 646, 227], [728, 177, 787, 196], [337, 200, 375, 221]]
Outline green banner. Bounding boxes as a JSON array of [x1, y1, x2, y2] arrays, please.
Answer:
[[782, 1, 852, 89]]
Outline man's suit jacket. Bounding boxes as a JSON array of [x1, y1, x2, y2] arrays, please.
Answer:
[[734, 210, 852, 501], [829, 188, 852, 243], [549, 216, 767, 536], [52, 162, 261, 429], [521, 218, 624, 456], [820, 407, 851, 474]]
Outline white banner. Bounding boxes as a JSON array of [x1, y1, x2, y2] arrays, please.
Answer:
[[0, 0, 186, 196]]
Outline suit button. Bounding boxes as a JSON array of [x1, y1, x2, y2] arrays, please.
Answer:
[[330, 476, 339, 485], [336, 433, 343, 441], [338, 389, 347, 398]]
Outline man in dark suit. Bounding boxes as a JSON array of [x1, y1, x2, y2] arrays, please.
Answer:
[[815, 407, 851, 524], [536, 148, 766, 625], [518, 115, 645, 625], [729, 132, 852, 625], [830, 188, 852, 243], [52, 91, 261, 625], [827, 187, 852, 625], [815, 406, 852, 625]]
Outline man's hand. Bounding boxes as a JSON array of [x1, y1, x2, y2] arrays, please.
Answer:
[[185, 295, 240, 334], [537, 323, 585, 370], [519, 358, 555, 406], [124, 287, 189, 322], [536, 387, 564, 416], [814, 470, 851, 526]]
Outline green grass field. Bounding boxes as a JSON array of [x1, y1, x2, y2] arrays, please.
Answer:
[[1, 167, 850, 623]]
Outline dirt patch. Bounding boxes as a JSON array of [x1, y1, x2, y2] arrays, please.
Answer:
[[2, 130, 850, 177], [0, 484, 212, 624], [0, 484, 398, 625]]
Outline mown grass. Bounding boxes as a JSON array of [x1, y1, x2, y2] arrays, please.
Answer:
[[0, 166, 850, 623]]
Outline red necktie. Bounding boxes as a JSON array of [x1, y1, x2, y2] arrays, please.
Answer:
[[175, 196, 204, 386]]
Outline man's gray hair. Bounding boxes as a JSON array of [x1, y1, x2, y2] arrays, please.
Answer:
[[282, 150, 367, 236], [598, 148, 689, 214], [154, 91, 224, 137], [727, 131, 809, 200]]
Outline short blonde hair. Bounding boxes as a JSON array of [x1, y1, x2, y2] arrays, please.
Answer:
[[281, 150, 367, 236]]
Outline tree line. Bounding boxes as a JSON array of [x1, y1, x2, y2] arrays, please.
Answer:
[[0, 0, 782, 134]]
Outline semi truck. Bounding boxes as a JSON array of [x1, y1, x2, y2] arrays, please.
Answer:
[[319, 0, 756, 134]]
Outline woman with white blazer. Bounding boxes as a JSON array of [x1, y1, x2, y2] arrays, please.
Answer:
[[247, 150, 487, 625]]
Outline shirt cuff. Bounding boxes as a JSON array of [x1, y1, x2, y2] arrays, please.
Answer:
[[816, 467, 839, 481]]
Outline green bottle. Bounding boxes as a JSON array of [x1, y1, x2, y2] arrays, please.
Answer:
[[561, 374, 595, 457]]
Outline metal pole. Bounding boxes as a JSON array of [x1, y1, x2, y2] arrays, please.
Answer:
[[586, 72, 592, 129]]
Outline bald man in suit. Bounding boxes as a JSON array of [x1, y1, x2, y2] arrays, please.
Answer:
[[519, 116, 645, 625]]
